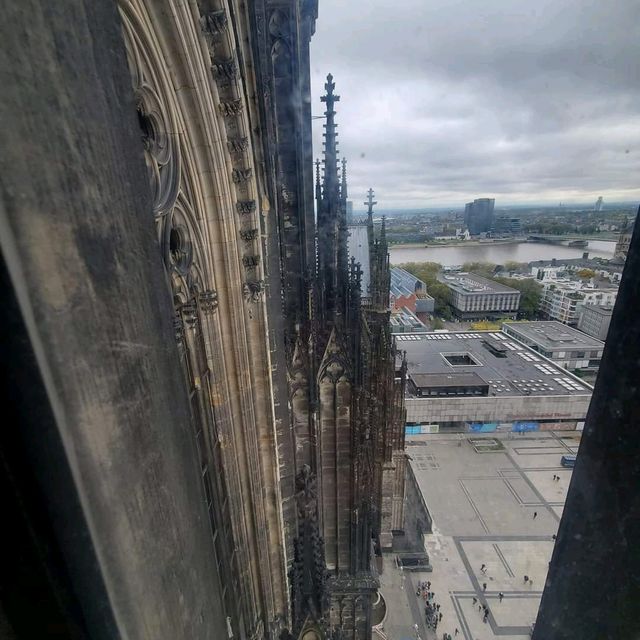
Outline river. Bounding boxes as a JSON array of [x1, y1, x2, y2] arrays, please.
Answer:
[[389, 239, 616, 266]]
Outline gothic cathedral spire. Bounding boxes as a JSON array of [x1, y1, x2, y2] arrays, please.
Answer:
[[318, 74, 349, 325]]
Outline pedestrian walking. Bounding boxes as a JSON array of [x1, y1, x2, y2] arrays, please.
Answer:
[[478, 605, 482, 612], [499, 592, 504, 602], [533, 511, 538, 519], [480, 563, 486, 574], [427, 581, 431, 589], [524, 574, 529, 583], [439, 612, 443, 621], [552, 534, 557, 540], [436, 604, 440, 611], [472, 596, 477, 605], [482, 582, 487, 592], [455, 629, 459, 636]]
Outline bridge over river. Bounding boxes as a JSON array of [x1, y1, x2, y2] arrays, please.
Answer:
[[528, 235, 589, 247]]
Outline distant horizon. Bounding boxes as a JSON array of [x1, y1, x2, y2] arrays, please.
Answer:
[[350, 200, 639, 214]]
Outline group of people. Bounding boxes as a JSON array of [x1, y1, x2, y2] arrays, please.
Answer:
[[414, 580, 460, 639], [471, 596, 491, 624]]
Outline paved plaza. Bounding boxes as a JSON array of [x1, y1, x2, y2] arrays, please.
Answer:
[[378, 431, 580, 640]]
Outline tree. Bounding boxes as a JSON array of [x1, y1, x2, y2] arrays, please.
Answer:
[[504, 260, 526, 273], [400, 262, 441, 286], [462, 261, 497, 278], [431, 317, 444, 330], [577, 268, 596, 279], [493, 277, 542, 319]]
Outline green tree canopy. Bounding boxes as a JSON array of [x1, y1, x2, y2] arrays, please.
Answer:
[[400, 262, 452, 318], [493, 277, 542, 319], [462, 262, 497, 278]]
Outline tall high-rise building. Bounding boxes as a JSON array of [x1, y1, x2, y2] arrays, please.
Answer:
[[1, 3, 405, 640], [464, 197, 496, 234], [595, 196, 604, 211]]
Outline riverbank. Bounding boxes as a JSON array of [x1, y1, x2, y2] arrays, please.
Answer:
[[390, 237, 527, 249]]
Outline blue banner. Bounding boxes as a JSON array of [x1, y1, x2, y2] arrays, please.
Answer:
[[512, 421, 539, 432], [469, 422, 498, 432]]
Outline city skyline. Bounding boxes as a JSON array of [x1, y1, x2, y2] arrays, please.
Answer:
[[311, 0, 640, 209]]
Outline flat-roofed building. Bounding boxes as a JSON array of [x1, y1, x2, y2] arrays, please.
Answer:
[[438, 272, 520, 320], [577, 305, 614, 341], [396, 330, 591, 433], [502, 321, 605, 372], [390, 307, 428, 333]]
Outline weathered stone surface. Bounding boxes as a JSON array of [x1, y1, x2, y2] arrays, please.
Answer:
[[0, 2, 228, 636]]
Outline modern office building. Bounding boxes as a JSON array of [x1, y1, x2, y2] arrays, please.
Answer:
[[396, 331, 592, 433], [577, 305, 614, 340], [492, 215, 521, 235], [390, 266, 435, 314], [502, 321, 605, 372], [464, 197, 495, 234], [594, 196, 604, 212], [438, 272, 520, 320]]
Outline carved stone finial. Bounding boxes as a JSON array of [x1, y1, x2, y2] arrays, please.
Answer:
[[243, 280, 265, 303], [218, 99, 244, 117], [173, 312, 184, 343], [211, 58, 237, 82], [240, 228, 259, 242], [232, 168, 253, 184], [200, 10, 228, 35], [199, 290, 218, 314], [242, 255, 260, 269], [181, 301, 198, 329], [227, 137, 249, 153], [236, 200, 257, 215]]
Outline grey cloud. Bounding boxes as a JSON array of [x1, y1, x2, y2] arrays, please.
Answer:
[[310, 0, 640, 207]]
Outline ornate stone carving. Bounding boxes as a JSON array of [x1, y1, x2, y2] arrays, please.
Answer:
[[173, 312, 184, 343], [218, 99, 244, 117], [289, 465, 330, 633], [295, 464, 317, 519], [243, 280, 265, 303], [181, 301, 198, 329], [281, 184, 296, 207], [243, 255, 260, 269], [167, 220, 193, 275], [268, 8, 289, 40], [240, 228, 259, 242], [232, 168, 253, 184], [212, 58, 237, 82], [199, 289, 218, 314], [200, 10, 228, 35], [227, 137, 249, 153], [236, 199, 256, 215]]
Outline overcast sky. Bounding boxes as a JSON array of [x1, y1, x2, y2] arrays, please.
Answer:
[[310, 0, 640, 209]]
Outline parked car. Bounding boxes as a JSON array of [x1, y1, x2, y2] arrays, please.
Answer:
[[561, 454, 577, 468]]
